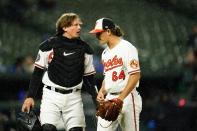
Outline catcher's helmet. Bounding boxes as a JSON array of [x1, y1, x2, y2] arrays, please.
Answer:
[[16, 110, 42, 131]]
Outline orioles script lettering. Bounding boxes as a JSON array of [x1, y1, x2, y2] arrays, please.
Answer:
[[102, 55, 123, 72]]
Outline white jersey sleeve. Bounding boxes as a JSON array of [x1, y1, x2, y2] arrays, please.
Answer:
[[34, 49, 53, 69], [84, 53, 96, 76], [124, 45, 140, 74]]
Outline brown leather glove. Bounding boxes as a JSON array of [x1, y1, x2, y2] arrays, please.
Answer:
[[96, 98, 123, 121]]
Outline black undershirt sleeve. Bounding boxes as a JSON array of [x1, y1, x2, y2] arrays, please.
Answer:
[[82, 74, 99, 106], [26, 66, 45, 98]]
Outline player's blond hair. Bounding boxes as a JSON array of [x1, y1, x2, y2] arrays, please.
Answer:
[[110, 26, 124, 37], [56, 13, 82, 35]]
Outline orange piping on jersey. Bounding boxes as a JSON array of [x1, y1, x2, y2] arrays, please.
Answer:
[[84, 70, 96, 76], [131, 93, 138, 131], [105, 64, 123, 72], [34, 63, 45, 69], [128, 70, 140, 74]]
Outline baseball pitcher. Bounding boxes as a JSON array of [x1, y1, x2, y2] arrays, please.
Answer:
[[89, 18, 142, 131]]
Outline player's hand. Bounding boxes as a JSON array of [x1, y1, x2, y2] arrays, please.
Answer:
[[21, 98, 34, 113], [96, 92, 104, 103]]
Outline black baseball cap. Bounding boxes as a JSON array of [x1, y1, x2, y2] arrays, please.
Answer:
[[89, 18, 115, 33]]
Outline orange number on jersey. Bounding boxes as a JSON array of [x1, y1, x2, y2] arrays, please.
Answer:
[[119, 70, 125, 80], [112, 71, 118, 81], [112, 70, 125, 81]]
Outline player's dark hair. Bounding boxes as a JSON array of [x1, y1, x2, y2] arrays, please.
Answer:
[[56, 13, 82, 35], [110, 26, 124, 37]]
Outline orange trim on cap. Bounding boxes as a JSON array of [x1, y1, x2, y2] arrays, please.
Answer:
[[89, 29, 104, 33]]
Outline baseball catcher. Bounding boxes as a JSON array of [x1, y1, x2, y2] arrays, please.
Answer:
[[16, 109, 42, 131], [21, 13, 98, 131], [96, 98, 123, 121]]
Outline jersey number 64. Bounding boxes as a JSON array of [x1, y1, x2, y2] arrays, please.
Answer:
[[112, 70, 125, 81]]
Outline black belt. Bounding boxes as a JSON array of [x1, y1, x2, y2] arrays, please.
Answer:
[[46, 86, 80, 94], [110, 92, 122, 95]]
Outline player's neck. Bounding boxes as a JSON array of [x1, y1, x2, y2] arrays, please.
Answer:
[[62, 32, 78, 39], [108, 36, 121, 49]]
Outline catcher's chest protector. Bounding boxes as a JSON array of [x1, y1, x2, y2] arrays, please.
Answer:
[[46, 37, 86, 87]]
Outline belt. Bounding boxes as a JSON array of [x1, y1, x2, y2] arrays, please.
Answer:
[[110, 92, 122, 95], [46, 86, 80, 94]]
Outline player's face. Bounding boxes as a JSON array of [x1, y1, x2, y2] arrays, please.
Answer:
[[96, 31, 108, 45], [63, 18, 82, 39]]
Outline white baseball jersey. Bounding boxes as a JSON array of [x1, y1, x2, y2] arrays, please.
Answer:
[[34, 49, 95, 90], [98, 39, 142, 131], [102, 39, 140, 93]]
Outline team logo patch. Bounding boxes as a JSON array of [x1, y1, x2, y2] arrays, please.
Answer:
[[35, 53, 40, 62], [130, 59, 139, 69]]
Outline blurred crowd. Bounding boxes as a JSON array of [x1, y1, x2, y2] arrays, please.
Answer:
[[2, 0, 56, 22], [0, 0, 197, 130], [141, 24, 197, 131], [0, 55, 34, 74], [0, 24, 197, 131]]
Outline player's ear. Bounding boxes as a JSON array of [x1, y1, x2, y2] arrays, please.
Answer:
[[62, 27, 67, 32], [106, 29, 112, 35]]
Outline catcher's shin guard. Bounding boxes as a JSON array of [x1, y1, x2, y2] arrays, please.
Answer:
[[42, 124, 57, 131], [69, 127, 83, 131]]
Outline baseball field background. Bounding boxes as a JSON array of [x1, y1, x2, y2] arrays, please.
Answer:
[[0, 0, 197, 131]]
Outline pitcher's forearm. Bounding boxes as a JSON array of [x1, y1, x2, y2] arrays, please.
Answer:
[[118, 72, 140, 100]]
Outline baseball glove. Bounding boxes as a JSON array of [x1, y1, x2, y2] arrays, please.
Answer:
[[16, 109, 42, 131], [96, 98, 123, 121]]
